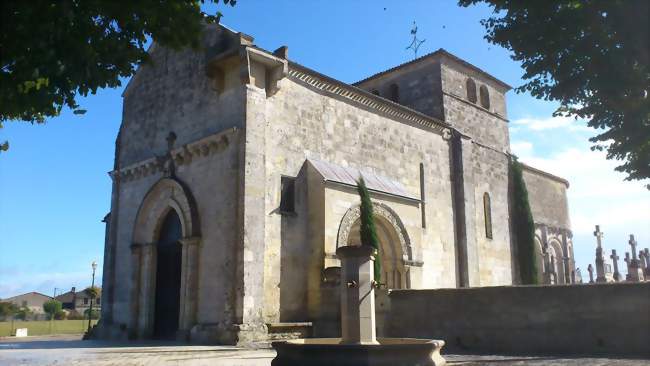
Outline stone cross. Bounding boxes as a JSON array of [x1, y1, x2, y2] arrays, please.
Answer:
[[587, 264, 594, 283], [594, 225, 604, 249], [643, 248, 650, 279], [593, 225, 607, 282], [639, 250, 648, 279], [624, 252, 631, 281], [629, 235, 638, 261], [627, 234, 644, 282], [610, 249, 621, 282]]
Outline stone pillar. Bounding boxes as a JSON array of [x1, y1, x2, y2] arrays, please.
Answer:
[[128, 243, 143, 338], [179, 236, 201, 336], [450, 133, 479, 287], [593, 225, 607, 283], [138, 243, 155, 338], [337, 245, 378, 345], [587, 264, 594, 283]]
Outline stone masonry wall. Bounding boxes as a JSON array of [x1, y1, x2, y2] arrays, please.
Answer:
[[255, 71, 459, 324], [385, 283, 650, 357], [522, 168, 571, 230], [119, 26, 245, 167], [109, 137, 241, 338], [355, 60, 444, 120]]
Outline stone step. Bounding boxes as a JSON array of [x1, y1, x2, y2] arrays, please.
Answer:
[[266, 322, 313, 340]]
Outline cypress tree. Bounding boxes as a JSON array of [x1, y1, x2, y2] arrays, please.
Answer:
[[357, 176, 382, 284], [510, 156, 539, 284]]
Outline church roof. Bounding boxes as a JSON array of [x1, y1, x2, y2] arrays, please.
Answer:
[[354, 48, 512, 91], [308, 158, 419, 201]]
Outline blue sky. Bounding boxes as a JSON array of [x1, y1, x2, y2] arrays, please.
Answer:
[[1, 1, 648, 298]]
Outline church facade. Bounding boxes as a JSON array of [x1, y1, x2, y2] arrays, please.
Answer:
[[98, 26, 574, 343]]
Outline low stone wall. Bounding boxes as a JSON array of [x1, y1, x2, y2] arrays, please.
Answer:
[[385, 282, 650, 357]]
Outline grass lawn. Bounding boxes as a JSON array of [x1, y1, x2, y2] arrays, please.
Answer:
[[0, 319, 98, 337]]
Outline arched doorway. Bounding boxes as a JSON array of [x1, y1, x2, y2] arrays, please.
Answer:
[[153, 210, 183, 339], [337, 202, 412, 289]]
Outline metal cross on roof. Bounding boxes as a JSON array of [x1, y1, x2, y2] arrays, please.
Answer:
[[406, 21, 426, 60]]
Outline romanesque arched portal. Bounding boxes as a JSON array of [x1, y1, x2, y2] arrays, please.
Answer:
[[130, 178, 201, 339]]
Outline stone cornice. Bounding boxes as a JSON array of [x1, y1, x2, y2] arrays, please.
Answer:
[[288, 62, 451, 136], [521, 162, 570, 188], [109, 128, 238, 183]]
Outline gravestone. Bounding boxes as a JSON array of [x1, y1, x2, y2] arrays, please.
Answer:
[[593, 225, 607, 283], [610, 249, 621, 282], [643, 248, 650, 281], [587, 264, 594, 283], [627, 235, 644, 282], [624, 253, 631, 281]]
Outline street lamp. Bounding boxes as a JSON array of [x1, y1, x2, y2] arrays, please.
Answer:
[[87, 261, 97, 334]]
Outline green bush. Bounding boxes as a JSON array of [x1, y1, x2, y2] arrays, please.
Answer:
[[54, 310, 66, 320], [66, 311, 85, 320], [84, 309, 100, 320], [43, 300, 62, 320], [356, 176, 381, 284]]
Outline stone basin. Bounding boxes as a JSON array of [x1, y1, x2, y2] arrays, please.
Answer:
[[271, 337, 446, 366]]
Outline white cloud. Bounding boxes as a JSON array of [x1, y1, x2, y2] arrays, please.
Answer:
[[516, 141, 650, 279], [510, 140, 534, 157], [513, 115, 591, 132]]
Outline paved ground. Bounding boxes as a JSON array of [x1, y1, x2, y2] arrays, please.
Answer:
[[0, 335, 647, 366]]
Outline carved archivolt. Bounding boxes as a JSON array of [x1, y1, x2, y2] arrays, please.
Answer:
[[132, 177, 200, 244], [336, 201, 413, 262]]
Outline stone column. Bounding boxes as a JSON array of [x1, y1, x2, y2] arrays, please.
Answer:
[[179, 236, 201, 336], [128, 243, 143, 338], [138, 243, 155, 337], [337, 245, 378, 345]]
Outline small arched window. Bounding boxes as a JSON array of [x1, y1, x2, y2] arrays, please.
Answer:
[[388, 83, 399, 103], [466, 78, 477, 103], [479, 85, 490, 109], [483, 192, 493, 239]]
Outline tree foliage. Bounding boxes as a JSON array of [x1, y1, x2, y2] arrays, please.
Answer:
[[356, 177, 382, 284], [0, 302, 19, 318], [84, 286, 99, 299], [43, 300, 62, 320], [510, 156, 539, 285], [0, 0, 236, 150], [459, 0, 650, 184]]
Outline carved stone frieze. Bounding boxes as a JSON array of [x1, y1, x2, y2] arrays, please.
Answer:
[[109, 128, 238, 183]]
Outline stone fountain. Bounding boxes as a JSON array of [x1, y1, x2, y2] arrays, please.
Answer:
[[271, 245, 446, 366]]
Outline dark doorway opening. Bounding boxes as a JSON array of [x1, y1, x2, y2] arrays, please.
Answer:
[[153, 210, 182, 339]]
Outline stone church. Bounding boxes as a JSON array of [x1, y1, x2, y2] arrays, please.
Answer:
[[98, 25, 574, 343]]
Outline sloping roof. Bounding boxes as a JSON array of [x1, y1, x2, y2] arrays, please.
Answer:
[[354, 48, 512, 91], [308, 158, 419, 200], [2, 292, 52, 302]]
